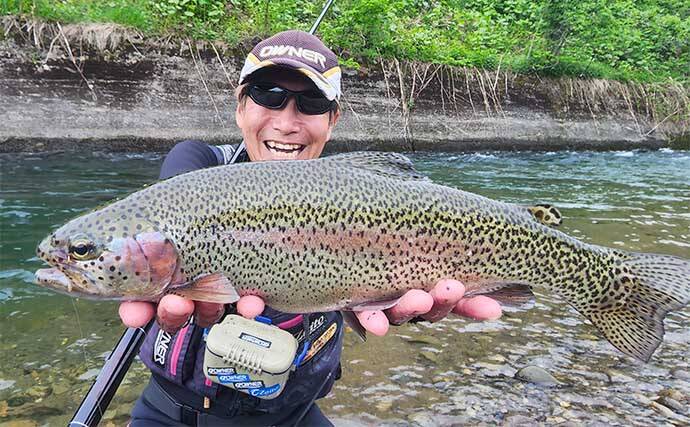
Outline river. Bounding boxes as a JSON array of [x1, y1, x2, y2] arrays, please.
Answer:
[[1, 149, 688, 426]]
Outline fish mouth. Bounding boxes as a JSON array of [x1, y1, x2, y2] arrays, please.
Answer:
[[34, 267, 97, 298]]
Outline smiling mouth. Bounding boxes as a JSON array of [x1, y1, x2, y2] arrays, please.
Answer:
[[264, 141, 306, 154]]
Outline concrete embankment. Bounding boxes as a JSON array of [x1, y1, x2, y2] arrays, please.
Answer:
[[1, 19, 688, 153]]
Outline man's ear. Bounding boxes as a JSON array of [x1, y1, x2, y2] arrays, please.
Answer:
[[329, 107, 341, 127], [235, 102, 244, 129]]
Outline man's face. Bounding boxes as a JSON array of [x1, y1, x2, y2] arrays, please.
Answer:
[[235, 68, 339, 162]]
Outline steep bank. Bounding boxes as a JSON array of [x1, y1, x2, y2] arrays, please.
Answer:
[[1, 19, 688, 153]]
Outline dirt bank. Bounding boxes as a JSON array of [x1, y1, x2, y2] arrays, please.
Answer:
[[1, 19, 688, 153]]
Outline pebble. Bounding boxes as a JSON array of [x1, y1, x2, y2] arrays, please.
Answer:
[[25, 386, 51, 400], [651, 401, 676, 418], [419, 351, 439, 363], [657, 396, 686, 414], [407, 336, 443, 346], [671, 369, 690, 381], [502, 414, 535, 426], [514, 366, 560, 386], [659, 389, 687, 403], [407, 413, 437, 427], [0, 420, 38, 427], [78, 368, 100, 381]]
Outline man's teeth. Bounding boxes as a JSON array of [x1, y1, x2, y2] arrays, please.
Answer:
[[265, 141, 304, 153]]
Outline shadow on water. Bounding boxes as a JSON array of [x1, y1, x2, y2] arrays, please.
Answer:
[[0, 149, 688, 425]]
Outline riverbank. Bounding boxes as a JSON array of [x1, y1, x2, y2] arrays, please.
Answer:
[[1, 18, 689, 153]]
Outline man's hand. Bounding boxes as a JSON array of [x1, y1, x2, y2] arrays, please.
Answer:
[[353, 279, 502, 336], [119, 279, 501, 335]]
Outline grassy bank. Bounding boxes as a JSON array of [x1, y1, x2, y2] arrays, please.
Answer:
[[2, 0, 689, 84]]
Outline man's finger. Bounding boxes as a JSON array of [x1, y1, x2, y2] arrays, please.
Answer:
[[194, 302, 225, 327], [421, 279, 465, 322], [119, 301, 155, 328], [237, 295, 265, 319], [156, 294, 195, 333], [385, 289, 434, 325], [453, 296, 502, 320], [355, 310, 389, 336]]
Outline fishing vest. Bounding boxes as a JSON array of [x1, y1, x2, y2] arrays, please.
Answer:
[[139, 309, 344, 415]]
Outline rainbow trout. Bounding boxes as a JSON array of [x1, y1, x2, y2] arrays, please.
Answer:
[[35, 152, 689, 362]]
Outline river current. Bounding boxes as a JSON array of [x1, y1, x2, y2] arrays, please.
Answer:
[[1, 149, 688, 425]]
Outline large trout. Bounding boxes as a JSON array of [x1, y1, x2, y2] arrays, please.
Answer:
[[35, 152, 689, 362]]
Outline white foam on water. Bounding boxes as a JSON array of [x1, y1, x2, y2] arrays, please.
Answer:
[[659, 148, 674, 153], [613, 151, 635, 157]]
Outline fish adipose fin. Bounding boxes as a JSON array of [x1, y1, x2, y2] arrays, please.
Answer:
[[523, 204, 562, 227], [586, 252, 690, 362], [325, 152, 430, 182], [167, 273, 240, 304]]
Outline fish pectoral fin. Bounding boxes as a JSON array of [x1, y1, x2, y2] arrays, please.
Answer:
[[345, 297, 402, 311], [523, 204, 563, 227], [341, 311, 367, 342], [167, 273, 240, 304], [465, 282, 535, 310], [325, 152, 430, 182]]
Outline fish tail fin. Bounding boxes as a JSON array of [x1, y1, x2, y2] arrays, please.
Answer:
[[585, 252, 690, 362]]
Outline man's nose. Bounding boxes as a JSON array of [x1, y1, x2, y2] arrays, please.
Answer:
[[271, 98, 301, 133]]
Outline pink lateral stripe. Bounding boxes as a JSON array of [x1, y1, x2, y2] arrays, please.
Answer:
[[169, 325, 190, 377], [277, 314, 303, 329]]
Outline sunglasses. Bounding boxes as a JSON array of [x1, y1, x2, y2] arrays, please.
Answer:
[[246, 83, 336, 115]]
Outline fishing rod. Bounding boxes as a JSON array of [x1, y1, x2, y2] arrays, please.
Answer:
[[68, 1, 337, 425]]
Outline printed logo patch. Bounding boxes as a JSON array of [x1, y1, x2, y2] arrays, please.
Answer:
[[249, 383, 281, 397], [240, 333, 271, 348], [301, 323, 337, 365], [207, 367, 236, 376], [218, 374, 250, 383], [153, 329, 171, 367], [234, 380, 264, 389]]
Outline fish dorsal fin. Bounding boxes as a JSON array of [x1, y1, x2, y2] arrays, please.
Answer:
[[324, 152, 430, 181]]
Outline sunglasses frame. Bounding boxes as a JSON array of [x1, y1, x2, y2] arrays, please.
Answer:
[[246, 83, 336, 115]]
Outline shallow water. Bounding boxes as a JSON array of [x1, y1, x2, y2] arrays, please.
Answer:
[[1, 149, 688, 426]]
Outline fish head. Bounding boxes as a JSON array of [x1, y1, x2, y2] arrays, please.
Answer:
[[35, 210, 180, 301]]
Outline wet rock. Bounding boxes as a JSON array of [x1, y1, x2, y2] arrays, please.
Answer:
[[407, 412, 437, 427], [25, 385, 51, 400], [502, 414, 536, 426], [77, 368, 100, 381], [659, 388, 687, 403], [6, 396, 30, 407], [0, 420, 38, 427], [671, 369, 690, 381], [514, 366, 560, 386], [51, 383, 70, 395], [605, 369, 634, 383], [419, 351, 439, 363], [407, 336, 443, 346], [651, 401, 677, 418], [375, 401, 393, 412], [657, 396, 686, 414]]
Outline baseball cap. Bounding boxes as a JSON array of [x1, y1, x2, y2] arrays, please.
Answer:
[[238, 30, 342, 101]]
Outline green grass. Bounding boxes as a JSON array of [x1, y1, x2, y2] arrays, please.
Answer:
[[2, 0, 688, 84]]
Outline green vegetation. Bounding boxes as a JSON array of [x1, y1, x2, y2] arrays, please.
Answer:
[[2, 0, 689, 83]]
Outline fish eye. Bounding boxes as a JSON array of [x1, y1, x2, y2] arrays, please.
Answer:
[[69, 239, 97, 261]]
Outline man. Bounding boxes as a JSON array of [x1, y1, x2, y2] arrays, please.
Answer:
[[122, 30, 501, 426]]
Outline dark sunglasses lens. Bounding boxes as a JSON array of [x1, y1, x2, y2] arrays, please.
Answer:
[[297, 92, 334, 115], [249, 85, 287, 109]]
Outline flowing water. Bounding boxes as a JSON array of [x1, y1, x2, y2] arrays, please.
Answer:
[[1, 149, 688, 426]]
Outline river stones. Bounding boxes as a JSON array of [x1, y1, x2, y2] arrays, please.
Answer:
[[514, 366, 560, 385]]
